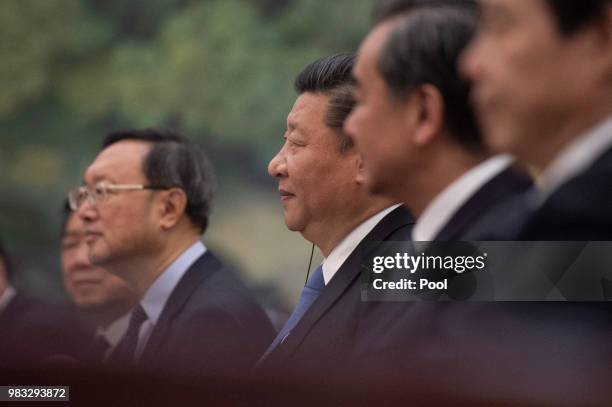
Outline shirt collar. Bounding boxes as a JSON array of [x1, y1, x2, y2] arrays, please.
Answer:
[[0, 285, 16, 316], [540, 115, 612, 197], [322, 204, 401, 285], [96, 311, 131, 349], [140, 240, 206, 325], [413, 155, 514, 241]]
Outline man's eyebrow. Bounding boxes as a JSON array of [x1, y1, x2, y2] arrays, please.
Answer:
[[83, 174, 113, 185]]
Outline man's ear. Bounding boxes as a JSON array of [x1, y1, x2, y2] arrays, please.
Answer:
[[408, 84, 445, 147], [158, 188, 188, 230], [355, 153, 368, 185]]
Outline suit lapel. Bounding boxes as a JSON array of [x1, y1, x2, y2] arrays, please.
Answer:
[[140, 251, 222, 359], [435, 167, 532, 240], [273, 206, 414, 362]]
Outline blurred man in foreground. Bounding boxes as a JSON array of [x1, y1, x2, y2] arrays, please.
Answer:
[[61, 202, 137, 364], [71, 128, 274, 376], [345, 0, 532, 241], [462, 0, 612, 239], [261, 53, 414, 374], [338, 0, 612, 403]]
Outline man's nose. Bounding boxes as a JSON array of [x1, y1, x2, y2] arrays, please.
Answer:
[[268, 149, 287, 178], [77, 198, 98, 223]]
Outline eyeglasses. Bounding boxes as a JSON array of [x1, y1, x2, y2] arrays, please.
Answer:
[[68, 183, 171, 211]]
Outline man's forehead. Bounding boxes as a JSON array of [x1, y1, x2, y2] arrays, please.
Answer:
[[481, 0, 514, 10], [85, 140, 151, 182], [481, 0, 541, 17], [358, 21, 396, 75], [289, 93, 327, 123]]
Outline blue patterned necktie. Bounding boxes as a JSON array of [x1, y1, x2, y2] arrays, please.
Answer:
[[258, 265, 325, 362]]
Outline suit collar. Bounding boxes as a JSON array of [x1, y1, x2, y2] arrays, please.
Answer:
[[413, 155, 513, 241], [540, 115, 612, 196], [435, 166, 532, 241], [140, 251, 222, 358], [140, 241, 206, 325], [0, 286, 16, 316], [322, 204, 402, 284], [271, 206, 414, 362]]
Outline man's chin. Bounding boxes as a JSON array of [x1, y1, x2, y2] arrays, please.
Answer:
[[284, 223, 303, 232], [282, 215, 304, 233], [75, 299, 107, 311]]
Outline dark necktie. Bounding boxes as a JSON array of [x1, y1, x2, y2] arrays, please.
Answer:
[[83, 334, 111, 364], [109, 305, 148, 363], [258, 265, 325, 362]]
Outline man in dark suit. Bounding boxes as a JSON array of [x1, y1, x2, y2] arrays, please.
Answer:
[[345, 0, 532, 242], [60, 202, 137, 364], [462, 0, 612, 239], [0, 239, 88, 367], [262, 54, 414, 374], [70, 128, 274, 377]]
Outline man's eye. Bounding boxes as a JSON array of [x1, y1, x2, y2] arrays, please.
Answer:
[[287, 137, 304, 147], [62, 241, 79, 250], [78, 189, 89, 201], [93, 186, 106, 197]]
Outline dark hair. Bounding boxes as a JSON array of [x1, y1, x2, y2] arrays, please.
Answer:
[[374, 1, 482, 150], [0, 238, 12, 282], [546, 0, 611, 35], [373, 0, 476, 23], [102, 128, 216, 233], [294, 53, 357, 154]]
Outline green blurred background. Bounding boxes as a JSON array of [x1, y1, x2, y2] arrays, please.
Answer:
[[0, 0, 373, 312]]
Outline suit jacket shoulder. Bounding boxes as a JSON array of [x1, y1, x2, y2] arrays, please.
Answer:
[[0, 294, 89, 367], [436, 166, 533, 240], [141, 250, 275, 376], [520, 145, 612, 240]]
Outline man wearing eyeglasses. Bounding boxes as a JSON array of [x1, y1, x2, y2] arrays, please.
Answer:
[[69, 128, 274, 376]]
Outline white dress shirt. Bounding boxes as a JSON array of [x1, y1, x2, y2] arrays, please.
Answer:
[[412, 155, 514, 241], [321, 204, 401, 285], [134, 240, 207, 358], [0, 285, 16, 316], [539, 115, 612, 199], [95, 311, 131, 359]]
